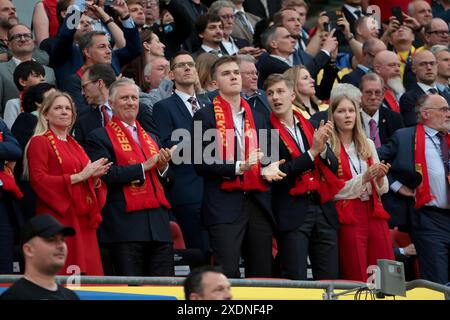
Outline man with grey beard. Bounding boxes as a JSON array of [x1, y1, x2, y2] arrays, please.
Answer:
[[399, 50, 450, 126], [373, 50, 405, 114]]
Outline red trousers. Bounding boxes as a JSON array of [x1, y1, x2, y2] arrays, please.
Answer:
[[338, 199, 394, 282]]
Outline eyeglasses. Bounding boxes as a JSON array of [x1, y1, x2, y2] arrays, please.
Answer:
[[362, 90, 383, 97], [9, 33, 32, 41], [219, 14, 235, 20], [427, 30, 450, 36], [172, 61, 196, 69], [424, 106, 450, 113], [81, 80, 97, 90]]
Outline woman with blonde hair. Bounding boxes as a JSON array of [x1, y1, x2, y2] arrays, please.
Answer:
[[328, 93, 394, 281], [283, 65, 329, 119], [24, 91, 111, 275], [195, 52, 219, 93]]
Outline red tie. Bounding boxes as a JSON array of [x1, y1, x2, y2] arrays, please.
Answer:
[[384, 89, 400, 113], [101, 105, 110, 125]]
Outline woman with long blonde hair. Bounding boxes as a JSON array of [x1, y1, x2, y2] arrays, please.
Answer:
[[24, 91, 111, 275], [328, 93, 394, 281], [284, 65, 328, 119]]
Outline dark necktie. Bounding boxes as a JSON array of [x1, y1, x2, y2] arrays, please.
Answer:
[[210, 49, 223, 57], [235, 11, 253, 35], [369, 119, 381, 148], [428, 88, 438, 94], [438, 132, 450, 203], [101, 105, 110, 125], [354, 10, 362, 19], [188, 96, 200, 114]]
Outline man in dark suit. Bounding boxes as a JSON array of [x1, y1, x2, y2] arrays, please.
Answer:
[[0, 118, 22, 274], [73, 64, 157, 149], [238, 54, 271, 120], [192, 56, 275, 278], [341, 38, 386, 88], [378, 94, 450, 285], [400, 50, 450, 127], [85, 78, 175, 276], [264, 73, 340, 280], [359, 73, 407, 230], [256, 26, 297, 88], [153, 51, 209, 255]]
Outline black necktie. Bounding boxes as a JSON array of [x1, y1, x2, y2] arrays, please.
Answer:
[[354, 10, 362, 19], [428, 88, 438, 94]]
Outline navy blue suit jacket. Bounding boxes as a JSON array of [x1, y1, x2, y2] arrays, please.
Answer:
[[0, 120, 22, 172], [271, 126, 339, 232], [152, 93, 209, 206], [400, 83, 450, 127], [192, 102, 274, 227], [377, 127, 422, 228]]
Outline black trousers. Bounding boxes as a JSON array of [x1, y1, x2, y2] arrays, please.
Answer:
[[411, 207, 450, 284], [109, 241, 174, 277], [208, 195, 274, 278], [277, 203, 339, 280]]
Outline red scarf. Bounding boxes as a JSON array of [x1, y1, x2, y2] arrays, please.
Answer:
[[76, 65, 86, 78], [19, 91, 24, 113], [269, 110, 344, 202], [213, 95, 268, 192], [0, 132, 22, 199], [414, 124, 450, 208], [335, 143, 390, 224], [45, 130, 103, 228], [105, 116, 171, 212], [384, 89, 400, 113]]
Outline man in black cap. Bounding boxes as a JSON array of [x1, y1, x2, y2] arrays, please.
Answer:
[[0, 214, 79, 300]]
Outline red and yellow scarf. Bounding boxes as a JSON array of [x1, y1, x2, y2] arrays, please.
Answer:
[[45, 129, 103, 228], [105, 116, 171, 212], [335, 143, 390, 224], [213, 95, 268, 192], [0, 131, 22, 199], [269, 109, 344, 202], [414, 124, 450, 208]]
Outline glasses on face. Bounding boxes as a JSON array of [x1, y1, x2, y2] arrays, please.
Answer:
[[425, 106, 450, 113], [362, 90, 383, 97], [172, 61, 196, 69], [81, 80, 96, 90], [220, 14, 235, 21], [417, 61, 437, 67], [427, 30, 450, 36], [9, 33, 32, 41]]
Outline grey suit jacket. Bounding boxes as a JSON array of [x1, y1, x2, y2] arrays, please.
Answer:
[[231, 11, 261, 44], [0, 59, 56, 115]]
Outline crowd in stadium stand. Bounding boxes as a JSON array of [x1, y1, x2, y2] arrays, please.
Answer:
[[0, 0, 449, 286]]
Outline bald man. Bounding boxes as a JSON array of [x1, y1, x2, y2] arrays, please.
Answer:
[[400, 50, 450, 126], [378, 94, 450, 285], [424, 18, 450, 49], [373, 50, 404, 113]]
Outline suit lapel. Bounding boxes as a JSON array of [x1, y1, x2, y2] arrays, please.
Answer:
[[378, 108, 388, 144], [172, 94, 193, 122], [6, 59, 16, 77]]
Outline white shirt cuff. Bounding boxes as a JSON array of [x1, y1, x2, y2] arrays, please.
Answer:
[[235, 161, 243, 175], [307, 150, 315, 161], [390, 181, 403, 193], [158, 164, 169, 177], [321, 49, 330, 56]]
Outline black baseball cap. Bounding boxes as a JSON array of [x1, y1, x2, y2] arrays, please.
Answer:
[[21, 214, 75, 245]]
